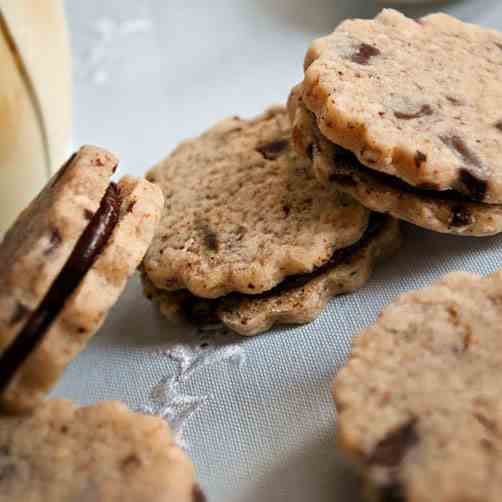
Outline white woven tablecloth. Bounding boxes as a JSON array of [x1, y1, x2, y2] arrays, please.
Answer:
[[55, 1, 502, 500]]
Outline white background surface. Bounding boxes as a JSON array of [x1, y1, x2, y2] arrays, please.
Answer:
[[55, 1, 502, 500]]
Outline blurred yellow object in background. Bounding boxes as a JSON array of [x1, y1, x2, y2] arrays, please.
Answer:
[[0, 0, 72, 237]]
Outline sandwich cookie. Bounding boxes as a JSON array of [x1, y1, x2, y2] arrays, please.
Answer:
[[142, 107, 400, 335], [334, 271, 502, 502], [0, 146, 163, 413], [293, 10, 502, 235], [0, 399, 202, 502]]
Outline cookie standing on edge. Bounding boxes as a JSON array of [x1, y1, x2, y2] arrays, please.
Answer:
[[292, 10, 502, 235], [0, 399, 202, 502], [0, 146, 164, 413], [142, 107, 401, 335], [333, 271, 502, 502]]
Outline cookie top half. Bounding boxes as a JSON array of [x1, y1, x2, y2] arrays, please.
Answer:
[[142, 107, 369, 299], [0, 399, 199, 502], [303, 9, 502, 203], [334, 271, 502, 502]]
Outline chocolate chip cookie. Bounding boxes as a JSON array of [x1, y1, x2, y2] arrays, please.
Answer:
[[0, 399, 201, 501], [142, 107, 400, 334], [144, 214, 400, 336], [334, 271, 502, 501], [0, 147, 163, 412], [291, 98, 502, 236], [293, 10, 502, 234]]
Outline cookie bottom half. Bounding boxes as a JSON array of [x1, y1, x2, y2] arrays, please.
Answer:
[[143, 214, 401, 336]]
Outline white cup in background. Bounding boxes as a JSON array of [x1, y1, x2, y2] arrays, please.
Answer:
[[0, 0, 72, 237]]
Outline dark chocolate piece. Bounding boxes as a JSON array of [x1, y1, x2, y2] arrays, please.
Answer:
[[8, 303, 29, 326], [44, 228, 62, 256], [394, 105, 433, 120], [457, 169, 487, 202], [495, 121, 502, 132], [414, 151, 427, 169], [440, 135, 483, 170], [380, 483, 407, 502], [449, 205, 473, 228], [350, 43, 381, 65], [256, 139, 289, 160], [367, 419, 418, 468], [192, 484, 207, 502], [0, 183, 120, 393], [199, 223, 219, 252], [446, 96, 463, 106]]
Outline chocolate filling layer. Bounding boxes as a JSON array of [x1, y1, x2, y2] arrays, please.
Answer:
[[181, 213, 386, 324], [330, 148, 483, 204], [0, 183, 120, 391]]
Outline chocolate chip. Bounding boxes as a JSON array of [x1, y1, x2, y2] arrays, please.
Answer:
[[256, 139, 289, 160], [192, 484, 207, 502], [495, 121, 502, 132], [306, 143, 314, 161], [440, 135, 482, 170], [0, 463, 15, 482], [121, 454, 142, 471], [380, 483, 407, 502], [394, 105, 433, 120], [449, 205, 473, 228], [367, 419, 418, 468], [44, 228, 62, 256], [8, 303, 29, 326], [329, 173, 357, 187], [458, 169, 487, 202], [84, 209, 94, 221], [199, 223, 219, 252], [446, 96, 463, 106], [283, 205, 290, 216], [350, 43, 381, 65], [127, 201, 136, 214], [474, 412, 498, 434], [414, 151, 427, 169]]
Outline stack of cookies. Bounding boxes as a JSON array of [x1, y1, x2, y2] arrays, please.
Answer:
[[141, 108, 400, 336], [284, 8, 502, 501], [289, 9, 502, 237]]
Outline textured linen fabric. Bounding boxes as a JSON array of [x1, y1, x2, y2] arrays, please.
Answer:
[[54, 1, 502, 501]]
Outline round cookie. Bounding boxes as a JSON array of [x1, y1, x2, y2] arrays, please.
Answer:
[[144, 215, 400, 336], [0, 399, 201, 502], [302, 9, 502, 203], [0, 148, 164, 412], [333, 271, 502, 502], [142, 106, 369, 299], [290, 97, 502, 236]]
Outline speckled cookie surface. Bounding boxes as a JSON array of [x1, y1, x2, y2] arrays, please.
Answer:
[[291, 100, 502, 236], [0, 175, 163, 413], [334, 271, 502, 502], [302, 9, 502, 203], [0, 146, 117, 366], [144, 216, 400, 336], [0, 399, 198, 502], [142, 107, 369, 299]]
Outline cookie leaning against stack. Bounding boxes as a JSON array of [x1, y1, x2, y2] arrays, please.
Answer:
[[141, 107, 401, 335], [333, 272, 502, 502], [290, 9, 502, 236], [0, 147, 203, 502]]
